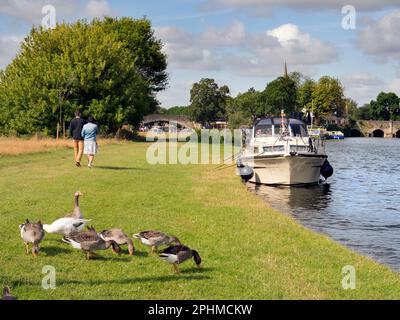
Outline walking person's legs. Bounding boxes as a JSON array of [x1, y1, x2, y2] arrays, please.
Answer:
[[84, 140, 97, 168], [73, 140, 81, 167], [88, 154, 95, 168], [76, 140, 84, 165]]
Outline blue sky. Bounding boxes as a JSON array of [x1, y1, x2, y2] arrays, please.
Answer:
[[0, 0, 399, 108]]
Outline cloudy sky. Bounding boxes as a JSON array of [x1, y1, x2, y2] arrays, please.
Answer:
[[0, 0, 399, 108]]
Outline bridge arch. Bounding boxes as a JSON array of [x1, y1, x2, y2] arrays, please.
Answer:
[[350, 128, 363, 137], [142, 114, 198, 130], [371, 129, 384, 138], [396, 130, 400, 138]]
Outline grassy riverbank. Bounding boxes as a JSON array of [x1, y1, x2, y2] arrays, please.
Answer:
[[1, 142, 400, 299], [0, 136, 117, 155]]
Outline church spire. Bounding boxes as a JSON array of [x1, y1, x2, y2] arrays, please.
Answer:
[[284, 61, 288, 77]]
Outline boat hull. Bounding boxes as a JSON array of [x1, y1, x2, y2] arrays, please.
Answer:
[[242, 154, 327, 185]]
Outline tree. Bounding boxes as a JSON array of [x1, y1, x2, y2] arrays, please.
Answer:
[[297, 79, 316, 111], [0, 17, 167, 136], [226, 88, 272, 128], [289, 71, 308, 90], [355, 104, 372, 120], [100, 17, 168, 93], [189, 78, 230, 125], [166, 106, 190, 116], [311, 76, 345, 119], [370, 92, 400, 121], [263, 76, 297, 116], [344, 98, 358, 119]]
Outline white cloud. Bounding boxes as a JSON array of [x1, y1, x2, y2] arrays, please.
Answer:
[[155, 26, 220, 70], [342, 73, 388, 105], [0, 35, 23, 69], [225, 24, 337, 77], [155, 22, 337, 76], [203, 0, 400, 12], [200, 20, 246, 47], [85, 0, 114, 18], [157, 77, 193, 107], [357, 11, 400, 62], [0, 0, 77, 24]]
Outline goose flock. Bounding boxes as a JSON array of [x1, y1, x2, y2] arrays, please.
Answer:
[[11, 191, 202, 298]]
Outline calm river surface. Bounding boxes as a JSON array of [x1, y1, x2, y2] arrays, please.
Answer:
[[248, 138, 400, 271]]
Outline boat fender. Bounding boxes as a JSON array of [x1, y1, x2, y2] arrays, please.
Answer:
[[236, 162, 254, 182], [320, 160, 333, 180]]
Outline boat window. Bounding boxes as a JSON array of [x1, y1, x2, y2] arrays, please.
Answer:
[[290, 145, 308, 152], [263, 145, 285, 152], [255, 125, 273, 137], [254, 119, 273, 137], [290, 124, 308, 137]]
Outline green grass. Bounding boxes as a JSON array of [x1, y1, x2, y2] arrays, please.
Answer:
[[1, 142, 400, 299]]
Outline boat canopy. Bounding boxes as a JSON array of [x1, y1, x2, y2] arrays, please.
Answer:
[[253, 118, 308, 137]]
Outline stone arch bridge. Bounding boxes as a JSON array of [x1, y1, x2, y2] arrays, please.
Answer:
[[351, 120, 400, 138], [143, 114, 200, 129]]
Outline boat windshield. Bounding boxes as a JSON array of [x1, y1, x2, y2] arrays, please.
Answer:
[[290, 120, 308, 137], [254, 119, 273, 137], [254, 118, 308, 137]]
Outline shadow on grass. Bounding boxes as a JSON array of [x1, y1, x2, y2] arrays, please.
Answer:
[[95, 166, 143, 171], [181, 267, 213, 274], [83, 255, 132, 262], [6, 267, 212, 289], [41, 246, 72, 257], [55, 274, 211, 286], [132, 250, 149, 258]]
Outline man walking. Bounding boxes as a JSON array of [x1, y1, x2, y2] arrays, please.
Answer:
[[69, 110, 85, 167]]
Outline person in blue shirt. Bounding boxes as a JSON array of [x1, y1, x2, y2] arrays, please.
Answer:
[[81, 116, 99, 168]]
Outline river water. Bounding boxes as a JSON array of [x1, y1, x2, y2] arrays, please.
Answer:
[[248, 138, 400, 271]]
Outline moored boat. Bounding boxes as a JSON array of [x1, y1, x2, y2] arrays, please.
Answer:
[[237, 116, 333, 185]]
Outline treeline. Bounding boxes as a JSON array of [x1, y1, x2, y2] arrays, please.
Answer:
[[0, 17, 167, 136], [166, 75, 399, 127], [353, 92, 400, 121], [174, 74, 347, 127]]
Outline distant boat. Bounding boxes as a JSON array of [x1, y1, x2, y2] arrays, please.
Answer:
[[325, 131, 344, 140], [307, 126, 326, 139]]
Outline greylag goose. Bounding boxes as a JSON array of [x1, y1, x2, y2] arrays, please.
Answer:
[[65, 191, 83, 219], [2, 286, 17, 300], [43, 217, 90, 236], [99, 228, 134, 255], [159, 244, 202, 274], [19, 219, 45, 257], [133, 231, 180, 253], [63, 226, 121, 259]]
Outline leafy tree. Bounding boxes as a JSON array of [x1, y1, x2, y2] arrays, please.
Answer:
[[226, 88, 273, 128], [0, 17, 167, 136], [311, 76, 345, 119], [263, 76, 297, 116], [344, 98, 358, 119], [100, 17, 168, 93], [166, 106, 190, 116], [289, 71, 309, 90], [370, 92, 400, 121], [297, 79, 316, 111], [189, 78, 230, 125], [355, 104, 372, 120]]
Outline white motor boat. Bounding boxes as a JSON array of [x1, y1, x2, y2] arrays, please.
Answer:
[[237, 117, 333, 185]]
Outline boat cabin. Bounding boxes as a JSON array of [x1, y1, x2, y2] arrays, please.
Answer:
[[253, 118, 308, 138]]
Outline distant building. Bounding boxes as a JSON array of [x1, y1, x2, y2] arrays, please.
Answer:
[[324, 115, 348, 126]]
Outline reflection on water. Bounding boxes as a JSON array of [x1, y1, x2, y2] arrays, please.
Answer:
[[248, 138, 400, 272]]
